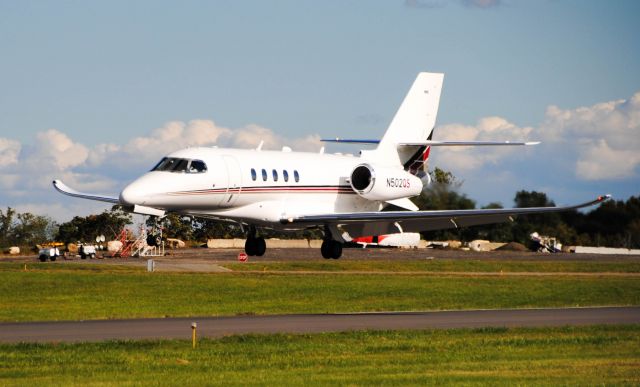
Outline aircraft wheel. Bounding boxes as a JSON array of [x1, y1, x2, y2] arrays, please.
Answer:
[[330, 241, 343, 259], [254, 237, 266, 257], [321, 240, 331, 259], [39, 255, 48, 262], [147, 234, 161, 247], [50, 256, 57, 262], [244, 238, 257, 256]]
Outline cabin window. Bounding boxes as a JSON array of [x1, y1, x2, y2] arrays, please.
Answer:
[[262, 169, 267, 181], [283, 170, 289, 182], [251, 168, 257, 181], [272, 169, 278, 182], [294, 170, 300, 183]]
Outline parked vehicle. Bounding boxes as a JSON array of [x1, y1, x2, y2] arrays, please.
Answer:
[[38, 247, 60, 262], [78, 243, 97, 259]]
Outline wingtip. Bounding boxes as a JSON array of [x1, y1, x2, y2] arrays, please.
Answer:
[[597, 194, 613, 202], [525, 141, 541, 146]]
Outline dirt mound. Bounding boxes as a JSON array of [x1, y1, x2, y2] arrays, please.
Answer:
[[496, 242, 530, 252]]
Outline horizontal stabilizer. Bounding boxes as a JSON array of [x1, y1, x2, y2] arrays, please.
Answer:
[[321, 138, 380, 144], [52, 180, 120, 204], [399, 140, 540, 146]]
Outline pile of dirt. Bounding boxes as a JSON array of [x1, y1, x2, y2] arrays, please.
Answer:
[[496, 242, 530, 252]]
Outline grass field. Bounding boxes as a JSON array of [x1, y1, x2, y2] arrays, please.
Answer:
[[1, 325, 638, 385], [1, 262, 638, 322], [221, 258, 640, 273]]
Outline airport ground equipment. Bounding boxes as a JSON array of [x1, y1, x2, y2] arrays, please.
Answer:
[[78, 243, 97, 259], [38, 247, 61, 262]]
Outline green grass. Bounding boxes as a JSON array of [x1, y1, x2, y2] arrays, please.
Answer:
[[1, 325, 638, 385], [222, 258, 640, 273], [1, 262, 638, 322]]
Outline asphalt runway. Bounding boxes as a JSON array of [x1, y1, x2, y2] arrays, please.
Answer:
[[1, 306, 638, 343]]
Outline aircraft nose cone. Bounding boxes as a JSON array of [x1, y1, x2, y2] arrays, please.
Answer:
[[119, 183, 145, 205]]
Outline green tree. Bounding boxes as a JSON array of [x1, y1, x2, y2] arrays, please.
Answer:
[[511, 190, 563, 244], [0, 207, 57, 247], [192, 219, 244, 241], [0, 207, 16, 247], [412, 167, 476, 211], [56, 206, 132, 243], [412, 167, 477, 241], [151, 213, 194, 241], [573, 195, 640, 248], [476, 202, 515, 242], [11, 212, 57, 246]]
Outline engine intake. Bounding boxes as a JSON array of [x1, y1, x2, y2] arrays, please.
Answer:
[[349, 163, 423, 201]]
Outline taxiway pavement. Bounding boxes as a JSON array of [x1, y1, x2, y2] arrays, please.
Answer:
[[1, 306, 638, 343]]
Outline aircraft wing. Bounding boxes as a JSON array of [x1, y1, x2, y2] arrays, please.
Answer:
[[52, 180, 120, 204], [282, 195, 610, 236]]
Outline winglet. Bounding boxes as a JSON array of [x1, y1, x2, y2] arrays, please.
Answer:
[[597, 194, 612, 202], [52, 180, 120, 204]]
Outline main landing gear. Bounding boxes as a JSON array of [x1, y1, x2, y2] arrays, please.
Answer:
[[320, 225, 343, 259], [244, 226, 266, 257], [321, 239, 342, 259]]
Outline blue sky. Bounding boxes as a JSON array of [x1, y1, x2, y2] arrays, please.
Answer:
[[0, 0, 639, 220]]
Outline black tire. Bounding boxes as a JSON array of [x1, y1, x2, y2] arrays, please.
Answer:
[[245, 238, 256, 256], [147, 234, 159, 247], [39, 255, 48, 262], [254, 237, 266, 257], [330, 241, 343, 259], [50, 256, 57, 262], [80, 253, 87, 260], [321, 240, 331, 259]]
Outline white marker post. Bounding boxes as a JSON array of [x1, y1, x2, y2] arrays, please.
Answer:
[[191, 322, 197, 348]]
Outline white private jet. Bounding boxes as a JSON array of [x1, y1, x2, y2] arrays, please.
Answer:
[[53, 72, 609, 259]]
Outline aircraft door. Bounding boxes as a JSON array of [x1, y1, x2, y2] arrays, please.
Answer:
[[222, 155, 242, 207]]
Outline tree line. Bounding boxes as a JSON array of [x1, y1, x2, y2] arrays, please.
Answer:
[[1, 168, 638, 249]]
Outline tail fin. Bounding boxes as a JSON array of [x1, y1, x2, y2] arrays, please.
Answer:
[[365, 72, 444, 166]]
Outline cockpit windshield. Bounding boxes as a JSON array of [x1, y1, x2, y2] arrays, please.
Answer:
[[151, 157, 207, 173]]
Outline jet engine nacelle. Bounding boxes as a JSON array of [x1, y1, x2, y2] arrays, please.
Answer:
[[349, 163, 423, 201]]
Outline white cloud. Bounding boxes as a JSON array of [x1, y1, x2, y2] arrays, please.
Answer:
[[31, 129, 89, 170], [433, 117, 535, 172], [117, 120, 229, 167], [575, 139, 640, 180], [0, 137, 21, 167], [433, 91, 640, 181], [541, 91, 640, 180], [228, 124, 279, 149]]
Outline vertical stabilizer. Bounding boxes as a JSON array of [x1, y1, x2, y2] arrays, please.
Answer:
[[364, 72, 444, 166]]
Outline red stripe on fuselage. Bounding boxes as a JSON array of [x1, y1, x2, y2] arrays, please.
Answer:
[[167, 185, 355, 196]]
